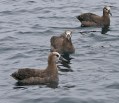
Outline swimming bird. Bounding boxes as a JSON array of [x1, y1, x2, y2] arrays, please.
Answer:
[[50, 31, 75, 55], [76, 6, 112, 27], [11, 52, 62, 85]]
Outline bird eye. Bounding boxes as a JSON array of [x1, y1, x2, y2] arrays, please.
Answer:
[[56, 54, 59, 57], [105, 8, 108, 11]]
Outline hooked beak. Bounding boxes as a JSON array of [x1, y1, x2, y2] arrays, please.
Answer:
[[67, 36, 71, 40], [59, 56, 68, 62], [66, 34, 71, 40], [109, 11, 112, 16]]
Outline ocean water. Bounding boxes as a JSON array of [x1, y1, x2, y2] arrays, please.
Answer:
[[0, 0, 119, 103]]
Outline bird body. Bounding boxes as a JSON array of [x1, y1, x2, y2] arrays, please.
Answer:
[[50, 31, 75, 54], [11, 52, 60, 85], [76, 6, 111, 27]]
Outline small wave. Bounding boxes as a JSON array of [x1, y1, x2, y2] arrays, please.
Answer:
[[0, 10, 13, 15], [0, 36, 18, 41], [106, 82, 119, 89], [6, 53, 31, 60]]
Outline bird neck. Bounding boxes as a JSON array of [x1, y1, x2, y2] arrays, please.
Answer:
[[63, 38, 71, 44], [102, 12, 110, 26], [46, 59, 58, 78], [103, 11, 110, 18], [47, 59, 57, 70], [63, 38, 73, 49]]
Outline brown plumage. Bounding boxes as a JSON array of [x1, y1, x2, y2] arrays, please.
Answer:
[[50, 31, 75, 54], [76, 6, 112, 27], [11, 52, 61, 85]]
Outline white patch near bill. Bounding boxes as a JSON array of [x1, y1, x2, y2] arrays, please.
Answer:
[[106, 6, 110, 10], [52, 52, 60, 57], [65, 31, 72, 38]]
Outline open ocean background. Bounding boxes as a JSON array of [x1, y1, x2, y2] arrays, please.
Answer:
[[0, 0, 119, 103]]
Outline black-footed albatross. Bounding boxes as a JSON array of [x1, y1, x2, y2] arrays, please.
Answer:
[[11, 52, 62, 85], [76, 6, 112, 27], [50, 30, 75, 55]]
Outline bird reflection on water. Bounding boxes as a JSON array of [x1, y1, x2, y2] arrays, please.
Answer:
[[13, 81, 59, 89], [101, 26, 110, 34], [58, 53, 73, 72]]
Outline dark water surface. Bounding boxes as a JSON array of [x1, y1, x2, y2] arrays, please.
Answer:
[[0, 0, 119, 103]]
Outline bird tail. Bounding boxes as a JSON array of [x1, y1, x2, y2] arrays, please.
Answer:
[[10, 71, 19, 80], [76, 15, 82, 21]]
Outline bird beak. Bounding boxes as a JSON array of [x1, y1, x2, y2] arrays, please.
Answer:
[[110, 12, 112, 16], [67, 36, 71, 40], [59, 56, 68, 62], [109, 11, 112, 16]]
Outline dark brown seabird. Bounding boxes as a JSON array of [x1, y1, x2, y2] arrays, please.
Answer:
[[76, 6, 112, 27], [50, 30, 75, 55], [11, 52, 61, 85]]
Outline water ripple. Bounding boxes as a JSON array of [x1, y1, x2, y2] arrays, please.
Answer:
[[0, 0, 119, 103], [106, 83, 119, 89]]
